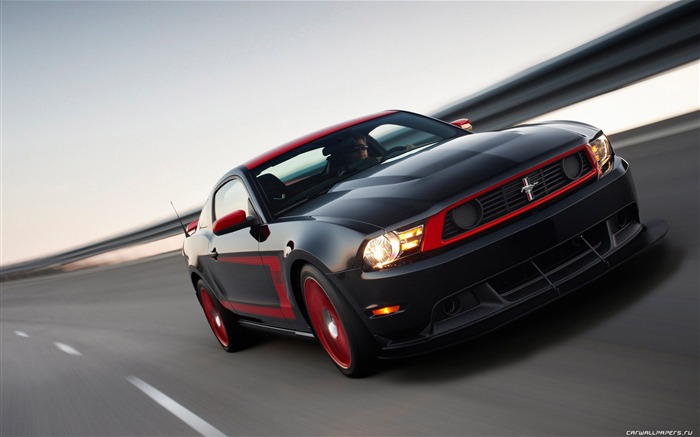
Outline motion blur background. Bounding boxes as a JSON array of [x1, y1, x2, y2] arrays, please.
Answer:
[[2, 2, 698, 436], [2, 1, 698, 268]]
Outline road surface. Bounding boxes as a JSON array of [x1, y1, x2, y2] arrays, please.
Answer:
[[2, 117, 698, 436]]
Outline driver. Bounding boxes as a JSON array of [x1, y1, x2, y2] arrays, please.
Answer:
[[332, 135, 381, 176], [344, 135, 370, 163], [330, 134, 416, 177]]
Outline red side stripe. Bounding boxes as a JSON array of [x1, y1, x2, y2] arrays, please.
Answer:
[[216, 255, 296, 320], [220, 301, 286, 319]]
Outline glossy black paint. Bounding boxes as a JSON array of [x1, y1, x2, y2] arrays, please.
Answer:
[[329, 157, 652, 354], [183, 110, 666, 358], [289, 124, 591, 229]]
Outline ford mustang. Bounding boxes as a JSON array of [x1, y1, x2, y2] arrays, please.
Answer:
[[182, 110, 667, 377]]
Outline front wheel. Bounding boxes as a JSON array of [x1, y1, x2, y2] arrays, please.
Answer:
[[197, 280, 251, 352], [301, 265, 376, 377]]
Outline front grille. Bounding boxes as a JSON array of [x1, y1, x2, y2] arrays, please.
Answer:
[[442, 149, 594, 241]]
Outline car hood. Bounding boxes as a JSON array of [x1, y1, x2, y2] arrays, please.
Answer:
[[283, 124, 591, 230]]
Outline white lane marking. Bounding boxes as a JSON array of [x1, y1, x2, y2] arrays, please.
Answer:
[[126, 376, 226, 437], [14, 331, 29, 338], [54, 342, 82, 356]]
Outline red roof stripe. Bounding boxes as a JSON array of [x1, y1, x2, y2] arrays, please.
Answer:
[[243, 111, 396, 170]]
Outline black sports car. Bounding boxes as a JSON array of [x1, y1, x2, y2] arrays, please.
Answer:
[[183, 110, 667, 377]]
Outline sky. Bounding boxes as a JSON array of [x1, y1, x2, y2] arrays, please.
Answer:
[[2, 1, 698, 267]]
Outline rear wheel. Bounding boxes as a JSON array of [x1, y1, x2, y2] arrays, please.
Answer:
[[197, 280, 250, 352], [301, 265, 376, 377]]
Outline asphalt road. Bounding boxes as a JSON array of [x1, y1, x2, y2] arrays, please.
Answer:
[[2, 119, 698, 436]]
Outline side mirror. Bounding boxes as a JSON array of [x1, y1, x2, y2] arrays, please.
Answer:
[[212, 210, 252, 235], [186, 219, 199, 236], [450, 118, 473, 131]]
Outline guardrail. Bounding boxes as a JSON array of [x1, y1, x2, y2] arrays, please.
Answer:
[[2, 0, 699, 279], [0, 209, 202, 279], [432, 0, 700, 129]]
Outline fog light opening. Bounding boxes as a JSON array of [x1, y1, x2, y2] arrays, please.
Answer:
[[615, 210, 630, 228], [443, 298, 462, 317]]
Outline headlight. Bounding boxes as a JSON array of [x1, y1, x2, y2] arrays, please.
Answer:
[[363, 232, 400, 269], [363, 225, 423, 269], [589, 134, 614, 176]]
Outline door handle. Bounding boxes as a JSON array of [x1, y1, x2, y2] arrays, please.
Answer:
[[210, 248, 218, 260]]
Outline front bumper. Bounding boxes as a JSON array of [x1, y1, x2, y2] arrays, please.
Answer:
[[328, 157, 668, 358]]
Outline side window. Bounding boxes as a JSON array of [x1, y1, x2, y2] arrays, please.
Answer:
[[214, 179, 251, 221]]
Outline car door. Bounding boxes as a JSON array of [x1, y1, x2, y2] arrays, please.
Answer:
[[207, 177, 291, 326]]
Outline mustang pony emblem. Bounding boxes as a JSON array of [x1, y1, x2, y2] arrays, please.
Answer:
[[521, 177, 539, 201]]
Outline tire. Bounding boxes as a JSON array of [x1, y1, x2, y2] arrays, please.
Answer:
[[197, 280, 251, 352], [300, 265, 376, 377]]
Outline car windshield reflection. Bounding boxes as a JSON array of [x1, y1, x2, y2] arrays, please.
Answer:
[[251, 112, 466, 216]]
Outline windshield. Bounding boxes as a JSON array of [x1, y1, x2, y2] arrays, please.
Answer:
[[251, 112, 466, 216]]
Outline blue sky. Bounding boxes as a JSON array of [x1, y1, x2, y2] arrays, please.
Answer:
[[2, 1, 696, 266]]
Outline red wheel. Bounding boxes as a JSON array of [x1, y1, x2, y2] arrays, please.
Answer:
[[304, 277, 352, 369], [200, 285, 229, 348], [301, 265, 376, 377], [196, 280, 251, 352]]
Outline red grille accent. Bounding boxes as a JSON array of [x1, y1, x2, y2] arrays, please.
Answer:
[[423, 146, 597, 251]]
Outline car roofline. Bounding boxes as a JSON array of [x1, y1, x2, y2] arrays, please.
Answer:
[[242, 110, 398, 171]]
